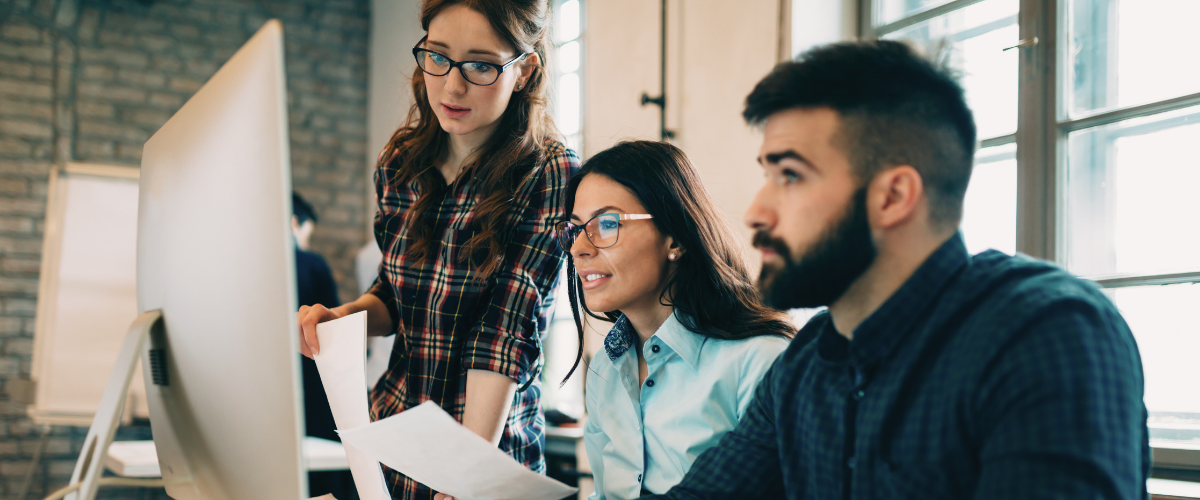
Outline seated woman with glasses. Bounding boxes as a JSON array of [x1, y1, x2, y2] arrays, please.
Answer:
[[556, 141, 797, 499]]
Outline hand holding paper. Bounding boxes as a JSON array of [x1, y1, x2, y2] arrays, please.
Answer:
[[312, 311, 391, 500], [338, 401, 578, 500]]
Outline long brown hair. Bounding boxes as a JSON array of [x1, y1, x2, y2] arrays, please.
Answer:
[[378, 0, 558, 279], [562, 141, 796, 382]]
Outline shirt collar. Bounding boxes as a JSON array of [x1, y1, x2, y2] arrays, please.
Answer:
[[834, 233, 971, 370], [603, 316, 636, 361], [603, 311, 704, 368], [649, 312, 705, 369]]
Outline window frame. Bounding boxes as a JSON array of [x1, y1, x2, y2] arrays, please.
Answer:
[[858, 0, 1200, 471], [552, 0, 586, 154], [542, 0, 588, 417]]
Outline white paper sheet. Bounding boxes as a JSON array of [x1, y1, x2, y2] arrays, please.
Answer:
[[312, 311, 391, 500], [338, 401, 578, 500]]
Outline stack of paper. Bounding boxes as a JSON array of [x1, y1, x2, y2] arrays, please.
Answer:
[[339, 401, 578, 500], [316, 312, 578, 500], [312, 312, 391, 500]]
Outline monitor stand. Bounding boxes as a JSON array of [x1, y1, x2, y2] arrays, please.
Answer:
[[48, 311, 171, 500], [46, 311, 337, 500]]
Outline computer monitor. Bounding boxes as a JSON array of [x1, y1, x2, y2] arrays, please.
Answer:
[[136, 20, 307, 499]]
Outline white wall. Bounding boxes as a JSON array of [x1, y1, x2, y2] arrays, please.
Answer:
[[368, 0, 423, 232], [792, 0, 859, 58], [584, 0, 857, 269]]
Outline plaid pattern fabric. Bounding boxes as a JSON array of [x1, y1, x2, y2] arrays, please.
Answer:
[[367, 139, 579, 500], [646, 234, 1151, 500]]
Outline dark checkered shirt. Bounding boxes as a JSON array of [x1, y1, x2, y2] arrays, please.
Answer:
[[645, 234, 1151, 500], [367, 139, 578, 500]]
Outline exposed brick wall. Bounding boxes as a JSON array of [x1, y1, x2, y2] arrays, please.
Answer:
[[0, 0, 370, 497]]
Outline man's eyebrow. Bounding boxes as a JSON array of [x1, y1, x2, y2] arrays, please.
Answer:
[[759, 150, 811, 166], [570, 205, 624, 221]]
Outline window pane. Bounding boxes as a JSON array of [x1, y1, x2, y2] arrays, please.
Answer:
[[558, 40, 580, 74], [557, 73, 581, 135], [960, 143, 1016, 255], [556, 0, 581, 43], [1109, 283, 1200, 445], [544, 262, 584, 417], [1065, 106, 1200, 276], [875, 0, 956, 27], [883, 0, 1019, 139], [564, 133, 582, 154], [1068, 0, 1200, 117]]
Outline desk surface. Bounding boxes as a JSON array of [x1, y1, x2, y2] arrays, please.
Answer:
[[106, 437, 351, 477]]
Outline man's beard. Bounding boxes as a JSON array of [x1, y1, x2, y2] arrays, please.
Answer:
[[754, 188, 877, 310]]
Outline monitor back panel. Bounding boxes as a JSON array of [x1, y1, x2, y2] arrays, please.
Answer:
[[137, 20, 306, 500]]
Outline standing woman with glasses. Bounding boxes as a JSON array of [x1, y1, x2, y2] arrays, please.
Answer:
[[558, 141, 797, 499], [295, 1, 577, 498]]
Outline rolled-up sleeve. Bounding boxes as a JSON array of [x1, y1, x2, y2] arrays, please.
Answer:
[[462, 148, 578, 385]]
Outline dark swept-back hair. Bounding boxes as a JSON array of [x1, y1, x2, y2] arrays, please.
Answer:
[[292, 192, 318, 225], [560, 141, 795, 382], [377, 0, 558, 279], [744, 40, 977, 226]]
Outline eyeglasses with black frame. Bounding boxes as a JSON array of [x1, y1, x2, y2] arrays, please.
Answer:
[[556, 213, 654, 253], [412, 37, 530, 86]]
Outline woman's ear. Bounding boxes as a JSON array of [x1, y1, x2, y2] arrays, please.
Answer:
[[665, 236, 686, 261], [515, 52, 540, 91]]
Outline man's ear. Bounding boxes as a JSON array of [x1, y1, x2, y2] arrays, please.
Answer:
[[869, 165, 924, 230]]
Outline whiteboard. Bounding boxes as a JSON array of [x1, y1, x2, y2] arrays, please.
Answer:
[[29, 162, 149, 426]]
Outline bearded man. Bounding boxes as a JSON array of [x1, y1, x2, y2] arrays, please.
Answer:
[[641, 40, 1150, 500]]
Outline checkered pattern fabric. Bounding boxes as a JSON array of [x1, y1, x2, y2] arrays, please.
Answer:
[[367, 139, 579, 500], [645, 234, 1151, 500]]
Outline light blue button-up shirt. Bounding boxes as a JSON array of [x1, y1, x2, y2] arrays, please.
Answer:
[[583, 312, 789, 499]]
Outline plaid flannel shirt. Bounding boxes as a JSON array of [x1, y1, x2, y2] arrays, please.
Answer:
[[367, 139, 578, 500], [645, 233, 1151, 500]]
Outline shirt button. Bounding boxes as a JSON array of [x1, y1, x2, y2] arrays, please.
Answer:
[[847, 456, 857, 469], [637, 473, 642, 482], [853, 390, 865, 400], [651, 345, 661, 353], [646, 379, 655, 387]]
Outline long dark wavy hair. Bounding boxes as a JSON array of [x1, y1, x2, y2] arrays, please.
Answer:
[[561, 141, 795, 382], [377, 0, 558, 279]]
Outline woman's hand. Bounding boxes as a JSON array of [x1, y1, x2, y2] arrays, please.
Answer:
[[296, 303, 345, 358], [432, 494, 454, 500]]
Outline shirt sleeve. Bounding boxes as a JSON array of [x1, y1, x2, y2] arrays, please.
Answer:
[[735, 337, 788, 419], [972, 297, 1150, 500], [366, 164, 401, 334], [461, 148, 578, 385], [584, 371, 609, 500], [646, 351, 787, 500]]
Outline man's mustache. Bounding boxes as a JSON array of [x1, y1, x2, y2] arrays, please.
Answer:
[[752, 230, 791, 262]]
